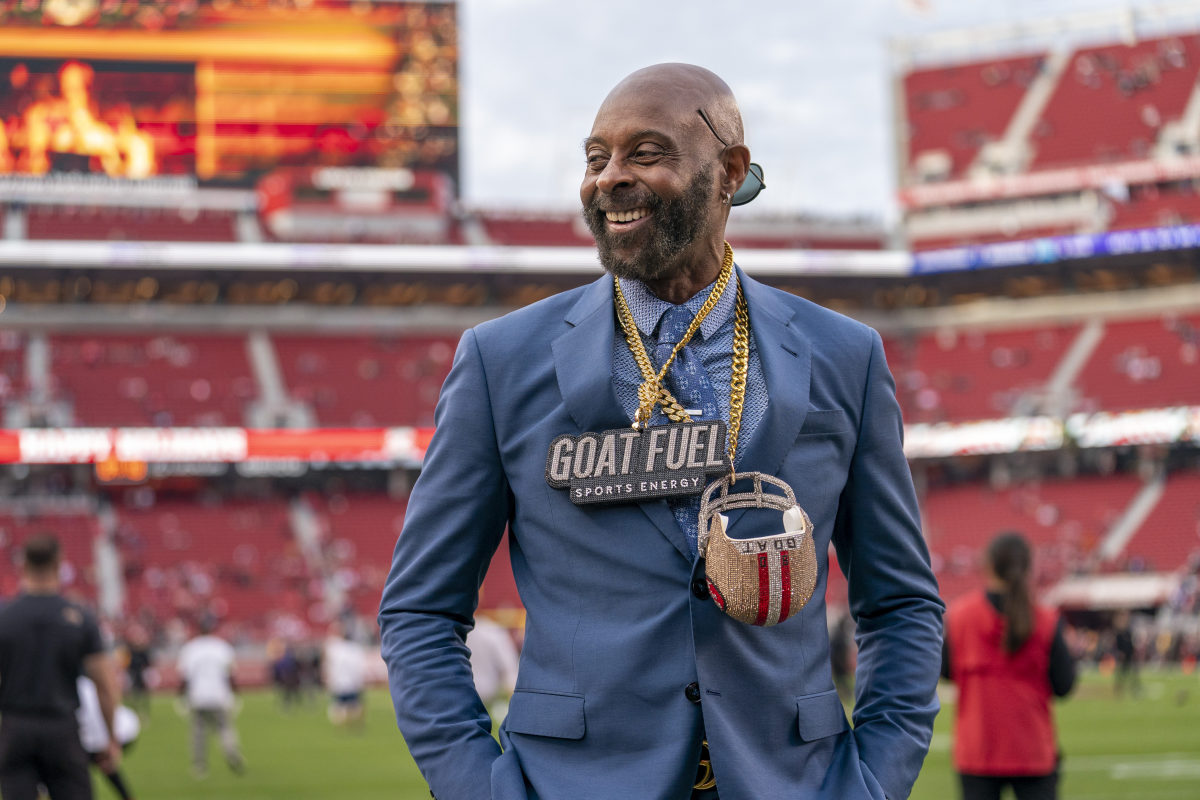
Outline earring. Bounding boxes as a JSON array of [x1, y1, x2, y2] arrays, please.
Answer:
[[721, 193, 730, 205]]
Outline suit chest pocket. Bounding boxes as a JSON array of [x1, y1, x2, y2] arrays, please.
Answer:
[[797, 409, 851, 438]]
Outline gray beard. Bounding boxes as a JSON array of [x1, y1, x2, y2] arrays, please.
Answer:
[[584, 166, 713, 282]]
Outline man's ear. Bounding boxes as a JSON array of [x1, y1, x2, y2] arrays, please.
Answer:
[[720, 144, 751, 198]]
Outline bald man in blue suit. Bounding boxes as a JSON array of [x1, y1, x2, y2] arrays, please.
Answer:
[[379, 63, 943, 800]]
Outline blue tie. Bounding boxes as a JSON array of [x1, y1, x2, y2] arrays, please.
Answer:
[[654, 305, 721, 423], [655, 305, 720, 556]]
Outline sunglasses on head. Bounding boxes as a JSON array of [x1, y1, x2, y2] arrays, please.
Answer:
[[697, 108, 766, 206]]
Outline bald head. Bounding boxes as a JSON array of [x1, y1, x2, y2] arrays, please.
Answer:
[[601, 63, 745, 146], [581, 63, 751, 300]]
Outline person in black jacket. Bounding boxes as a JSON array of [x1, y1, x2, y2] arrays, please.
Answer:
[[0, 533, 122, 800]]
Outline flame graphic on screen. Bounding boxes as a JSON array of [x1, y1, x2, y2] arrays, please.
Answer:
[[2, 60, 157, 179]]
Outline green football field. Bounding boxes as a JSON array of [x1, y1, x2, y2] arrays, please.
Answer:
[[98, 671, 1200, 799]]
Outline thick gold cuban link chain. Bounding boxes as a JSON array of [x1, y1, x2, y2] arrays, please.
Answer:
[[613, 241, 751, 465], [727, 282, 749, 467]]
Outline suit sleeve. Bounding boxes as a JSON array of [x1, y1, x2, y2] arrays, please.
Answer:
[[378, 328, 510, 800], [831, 329, 945, 800]]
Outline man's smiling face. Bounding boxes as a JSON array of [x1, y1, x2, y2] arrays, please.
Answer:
[[580, 86, 723, 282]]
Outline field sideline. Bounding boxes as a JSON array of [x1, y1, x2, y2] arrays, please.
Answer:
[[98, 671, 1199, 799]]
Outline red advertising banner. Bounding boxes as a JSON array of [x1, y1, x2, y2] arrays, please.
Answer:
[[0, 426, 433, 465]]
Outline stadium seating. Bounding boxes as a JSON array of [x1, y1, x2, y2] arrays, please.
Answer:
[[16, 309, 1195, 430], [308, 492, 406, 619], [115, 498, 304, 636], [1072, 313, 1200, 412], [308, 491, 519, 618], [886, 323, 1080, 423], [904, 54, 1047, 180], [48, 333, 257, 427], [901, 34, 1200, 251], [1031, 36, 1200, 170], [904, 35, 1200, 179], [272, 333, 459, 427], [883, 311, 1198, 421], [6, 306, 1190, 432], [1119, 469, 1200, 571]]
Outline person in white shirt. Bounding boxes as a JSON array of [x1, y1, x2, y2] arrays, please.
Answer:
[[76, 677, 140, 800], [322, 620, 368, 730], [176, 620, 244, 778]]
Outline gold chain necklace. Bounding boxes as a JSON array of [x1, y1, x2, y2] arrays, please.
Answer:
[[613, 241, 751, 466]]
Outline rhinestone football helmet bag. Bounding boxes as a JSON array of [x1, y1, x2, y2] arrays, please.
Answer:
[[698, 472, 818, 627]]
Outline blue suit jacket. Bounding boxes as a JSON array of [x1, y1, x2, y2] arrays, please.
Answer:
[[379, 268, 944, 800]]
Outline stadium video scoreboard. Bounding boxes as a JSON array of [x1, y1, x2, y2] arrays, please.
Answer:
[[0, 0, 459, 189]]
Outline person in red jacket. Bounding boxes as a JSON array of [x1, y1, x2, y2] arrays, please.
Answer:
[[942, 531, 1077, 800]]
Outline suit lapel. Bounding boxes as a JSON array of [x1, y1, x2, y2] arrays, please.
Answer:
[[552, 277, 627, 434], [723, 269, 812, 534], [552, 277, 693, 560]]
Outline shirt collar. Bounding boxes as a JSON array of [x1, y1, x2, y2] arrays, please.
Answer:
[[618, 269, 737, 342]]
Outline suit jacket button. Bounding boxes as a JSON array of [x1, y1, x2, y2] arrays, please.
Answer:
[[685, 682, 701, 704], [691, 577, 710, 600]]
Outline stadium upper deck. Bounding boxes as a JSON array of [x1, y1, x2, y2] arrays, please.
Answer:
[[895, 5, 1200, 252]]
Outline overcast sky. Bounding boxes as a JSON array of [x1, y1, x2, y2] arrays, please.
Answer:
[[455, 0, 1198, 222]]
